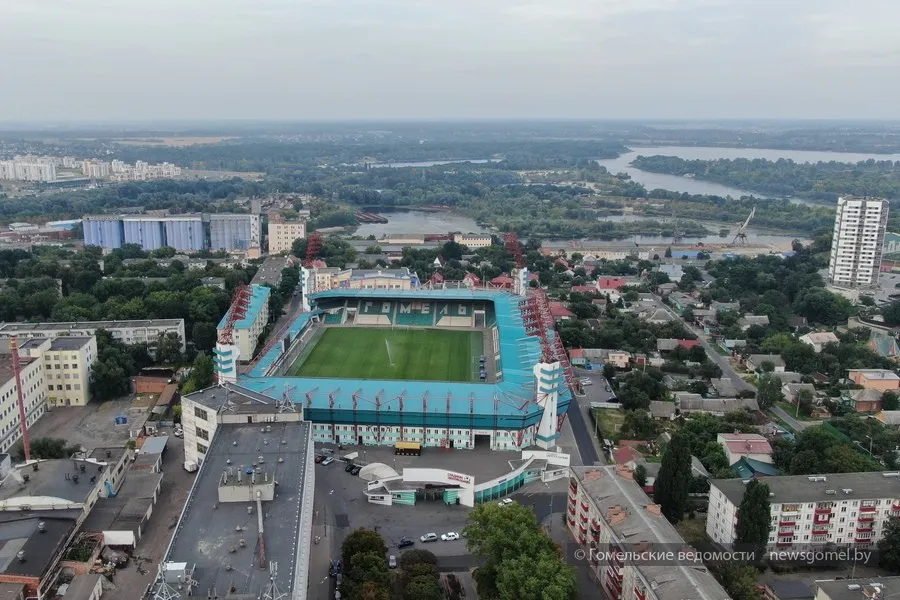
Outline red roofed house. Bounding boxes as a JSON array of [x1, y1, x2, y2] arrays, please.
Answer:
[[613, 445, 644, 467], [598, 277, 627, 290], [490, 275, 515, 289], [462, 272, 481, 287], [555, 257, 571, 270], [549, 301, 575, 321], [569, 348, 586, 366], [678, 339, 701, 349], [570, 285, 596, 294], [429, 271, 445, 284], [716, 433, 774, 466]]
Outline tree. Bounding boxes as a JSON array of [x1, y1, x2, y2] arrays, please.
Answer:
[[621, 410, 659, 440], [735, 479, 771, 556], [633, 464, 647, 487], [796, 388, 814, 417], [341, 528, 387, 570], [884, 391, 900, 411], [654, 432, 692, 523], [404, 576, 443, 600], [156, 332, 183, 366], [602, 364, 616, 381], [12, 437, 78, 461], [878, 518, 900, 573], [183, 353, 215, 394], [664, 246, 672, 258], [756, 374, 784, 410], [399, 549, 437, 570], [759, 360, 775, 373], [192, 322, 218, 353], [712, 563, 760, 600]]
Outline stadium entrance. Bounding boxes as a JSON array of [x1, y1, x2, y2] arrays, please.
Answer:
[[473, 433, 492, 448]]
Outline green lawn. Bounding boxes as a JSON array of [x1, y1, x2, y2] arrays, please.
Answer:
[[289, 327, 483, 382]]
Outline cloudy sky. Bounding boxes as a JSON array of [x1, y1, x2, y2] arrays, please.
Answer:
[[1, 0, 898, 121]]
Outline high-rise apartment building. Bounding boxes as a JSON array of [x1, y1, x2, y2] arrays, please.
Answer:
[[267, 214, 306, 254], [828, 196, 888, 288], [208, 213, 261, 252]]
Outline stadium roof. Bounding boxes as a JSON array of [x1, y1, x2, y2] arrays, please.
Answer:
[[238, 289, 558, 420], [218, 284, 271, 330]]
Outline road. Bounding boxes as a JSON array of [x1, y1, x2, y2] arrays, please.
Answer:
[[654, 297, 756, 392], [770, 404, 818, 431]]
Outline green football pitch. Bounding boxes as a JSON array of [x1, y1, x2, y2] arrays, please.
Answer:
[[289, 327, 483, 382]]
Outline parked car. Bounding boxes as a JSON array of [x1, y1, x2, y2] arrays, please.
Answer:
[[329, 560, 342, 577], [388, 555, 397, 569], [321, 456, 334, 466], [345, 463, 355, 472], [315, 455, 326, 463], [351, 465, 362, 476], [441, 532, 460, 541], [579, 378, 593, 386], [397, 537, 414, 548], [497, 498, 513, 507], [420, 533, 438, 543]]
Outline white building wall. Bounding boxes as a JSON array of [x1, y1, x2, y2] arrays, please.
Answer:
[[180, 396, 219, 466], [706, 482, 900, 549], [0, 359, 48, 453], [828, 197, 889, 288]]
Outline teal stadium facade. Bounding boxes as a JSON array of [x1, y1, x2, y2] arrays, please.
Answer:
[[214, 286, 572, 451]]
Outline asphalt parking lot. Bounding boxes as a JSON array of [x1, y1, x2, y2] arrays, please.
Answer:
[[308, 444, 574, 600]]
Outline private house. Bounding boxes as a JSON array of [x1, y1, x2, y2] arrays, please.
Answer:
[[606, 351, 631, 369], [716, 433, 773, 466], [597, 277, 628, 291], [732, 456, 780, 479], [658, 264, 684, 282], [799, 331, 840, 353], [875, 411, 900, 426], [710, 378, 738, 398], [847, 369, 900, 392], [842, 388, 884, 413], [669, 292, 702, 313], [549, 302, 575, 321], [656, 339, 700, 352], [782, 382, 816, 403], [869, 332, 900, 361], [569, 349, 587, 367], [738, 315, 770, 330], [656, 282, 678, 296], [746, 354, 786, 373], [644, 309, 674, 324]]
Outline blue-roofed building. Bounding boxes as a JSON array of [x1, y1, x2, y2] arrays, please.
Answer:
[[732, 456, 780, 479], [216, 284, 271, 360], [202, 285, 572, 458]]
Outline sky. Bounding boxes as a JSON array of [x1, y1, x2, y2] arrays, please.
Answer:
[[0, 0, 898, 122]]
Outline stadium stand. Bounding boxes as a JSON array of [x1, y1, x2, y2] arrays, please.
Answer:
[[395, 300, 436, 326], [323, 310, 344, 324]]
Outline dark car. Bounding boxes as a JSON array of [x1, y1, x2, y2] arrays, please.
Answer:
[[345, 462, 355, 472], [351, 465, 362, 476], [329, 560, 342, 577], [397, 537, 414, 549], [315, 455, 326, 464]]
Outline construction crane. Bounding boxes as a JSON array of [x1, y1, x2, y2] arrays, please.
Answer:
[[731, 207, 756, 245]]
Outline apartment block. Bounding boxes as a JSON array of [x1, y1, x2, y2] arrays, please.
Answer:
[[0, 350, 48, 453], [0, 320, 186, 353], [828, 196, 889, 288], [267, 215, 306, 254], [707, 472, 900, 549], [216, 285, 270, 360], [19, 337, 97, 407], [567, 466, 729, 600]]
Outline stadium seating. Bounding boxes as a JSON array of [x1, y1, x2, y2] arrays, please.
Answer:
[[395, 301, 436, 326], [323, 310, 344, 324]]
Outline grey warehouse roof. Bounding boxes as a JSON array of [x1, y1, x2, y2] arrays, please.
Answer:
[[164, 421, 312, 597]]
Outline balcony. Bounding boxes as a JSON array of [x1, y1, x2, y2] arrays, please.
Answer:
[[778, 530, 794, 537], [580, 513, 589, 523], [815, 506, 833, 514], [813, 514, 832, 524], [568, 505, 576, 516], [776, 540, 793, 547], [635, 587, 647, 600], [580, 501, 589, 512], [567, 516, 576, 527], [606, 570, 623, 591], [569, 481, 578, 494], [858, 514, 875, 523], [578, 522, 588, 533], [779, 519, 797, 527], [860, 505, 877, 513], [568, 494, 577, 505]]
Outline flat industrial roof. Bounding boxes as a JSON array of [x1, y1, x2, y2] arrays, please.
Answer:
[[0, 319, 183, 332], [0, 356, 36, 388], [164, 422, 312, 597], [816, 578, 900, 600], [0, 459, 106, 505], [0, 515, 75, 578], [712, 471, 900, 506], [49, 337, 93, 351], [571, 466, 729, 600]]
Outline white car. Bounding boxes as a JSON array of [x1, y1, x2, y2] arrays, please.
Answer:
[[497, 498, 514, 507], [441, 532, 460, 541], [420, 533, 438, 543], [579, 378, 593, 386]]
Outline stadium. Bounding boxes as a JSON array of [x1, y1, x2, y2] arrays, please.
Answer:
[[213, 271, 574, 452]]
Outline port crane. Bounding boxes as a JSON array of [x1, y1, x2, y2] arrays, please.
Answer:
[[731, 207, 756, 245]]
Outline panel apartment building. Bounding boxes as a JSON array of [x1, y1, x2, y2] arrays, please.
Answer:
[[567, 466, 729, 600], [0, 343, 48, 453], [827, 196, 889, 288], [267, 213, 306, 254], [707, 472, 900, 549], [0, 319, 186, 353], [19, 337, 97, 407]]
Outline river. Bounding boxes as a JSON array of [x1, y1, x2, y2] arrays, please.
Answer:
[[596, 146, 900, 201], [367, 158, 500, 168]]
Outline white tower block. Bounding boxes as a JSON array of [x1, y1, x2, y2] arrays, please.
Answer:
[[214, 343, 240, 384], [533, 361, 563, 449], [513, 267, 529, 296], [300, 266, 314, 312]]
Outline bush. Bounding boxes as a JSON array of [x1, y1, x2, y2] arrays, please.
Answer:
[[399, 549, 437, 570]]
